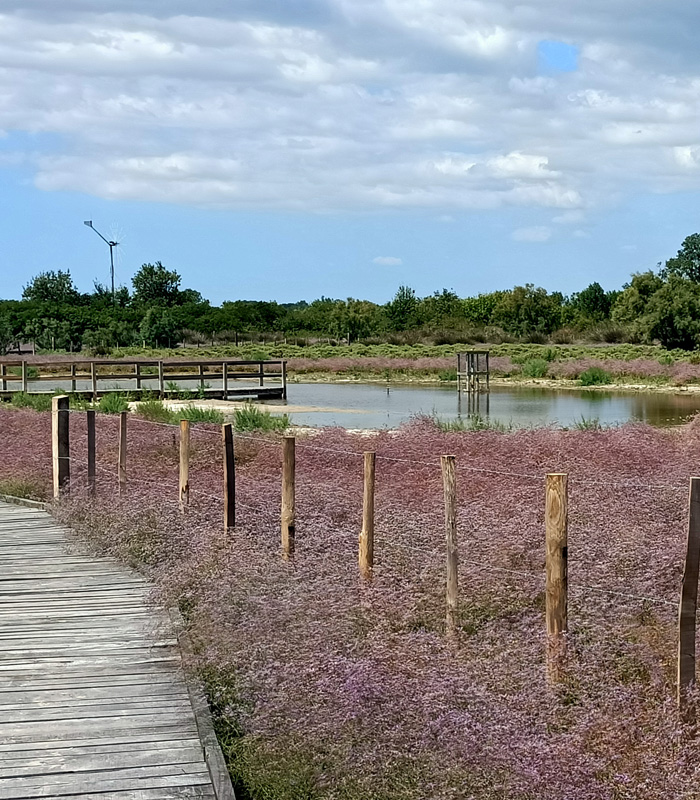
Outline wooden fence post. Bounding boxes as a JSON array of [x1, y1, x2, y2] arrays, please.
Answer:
[[222, 423, 235, 532], [118, 411, 127, 496], [281, 436, 296, 559], [678, 477, 700, 720], [90, 362, 97, 401], [259, 362, 265, 388], [70, 363, 76, 393], [87, 409, 96, 498], [21, 360, 28, 393], [158, 361, 165, 399], [545, 473, 568, 683], [359, 452, 376, 580], [442, 455, 458, 637], [52, 395, 70, 498], [281, 361, 287, 400], [222, 363, 228, 400], [179, 420, 190, 513], [0, 363, 5, 392]]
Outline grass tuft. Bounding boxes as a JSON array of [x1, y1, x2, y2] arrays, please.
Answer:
[[233, 403, 289, 432]]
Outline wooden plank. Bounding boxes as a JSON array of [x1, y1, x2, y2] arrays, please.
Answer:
[[545, 472, 568, 684], [678, 476, 700, 720], [0, 501, 226, 800]]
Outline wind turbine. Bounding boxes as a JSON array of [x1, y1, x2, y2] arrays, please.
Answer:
[[84, 220, 119, 304]]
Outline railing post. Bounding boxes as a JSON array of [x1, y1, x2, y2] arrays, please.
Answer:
[[222, 363, 228, 400], [222, 423, 235, 532], [281, 360, 287, 400], [0, 363, 5, 392], [21, 360, 28, 393], [118, 411, 127, 496], [87, 409, 96, 498], [135, 363, 142, 391], [52, 395, 70, 498], [199, 364, 205, 393], [281, 436, 296, 559], [546, 473, 568, 683], [70, 363, 76, 393], [359, 452, 376, 580], [441, 455, 458, 637], [678, 477, 700, 721], [90, 362, 97, 401], [259, 362, 265, 388], [158, 361, 164, 399], [179, 420, 190, 513]]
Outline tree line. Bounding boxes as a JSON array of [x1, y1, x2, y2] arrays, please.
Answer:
[[3, 234, 700, 353]]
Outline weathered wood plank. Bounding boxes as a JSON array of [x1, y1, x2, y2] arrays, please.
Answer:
[[0, 502, 230, 800]]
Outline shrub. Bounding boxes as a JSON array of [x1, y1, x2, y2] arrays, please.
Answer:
[[438, 369, 458, 382], [180, 406, 225, 424], [551, 327, 576, 344], [521, 358, 549, 378], [573, 416, 604, 431], [580, 367, 612, 386], [10, 392, 52, 412], [588, 323, 628, 344], [98, 392, 130, 414], [233, 403, 289, 432], [136, 399, 178, 424]]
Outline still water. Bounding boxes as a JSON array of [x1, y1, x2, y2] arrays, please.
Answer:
[[266, 382, 700, 430]]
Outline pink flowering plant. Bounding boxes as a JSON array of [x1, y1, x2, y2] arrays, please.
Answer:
[[2, 405, 700, 798]]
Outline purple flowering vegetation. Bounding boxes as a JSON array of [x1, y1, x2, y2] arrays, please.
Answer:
[[2, 404, 700, 798]]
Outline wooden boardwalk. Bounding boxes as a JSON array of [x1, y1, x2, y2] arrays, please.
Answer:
[[0, 501, 232, 800]]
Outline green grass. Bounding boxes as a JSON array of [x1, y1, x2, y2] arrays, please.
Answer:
[[0, 477, 47, 501], [233, 403, 289, 432], [180, 406, 225, 424], [98, 392, 130, 414], [521, 358, 549, 378], [580, 367, 613, 386], [10, 392, 53, 411], [438, 369, 458, 382], [572, 416, 605, 431], [135, 399, 178, 424], [431, 413, 510, 432]]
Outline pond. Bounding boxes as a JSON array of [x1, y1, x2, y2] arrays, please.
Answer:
[[263, 382, 700, 429]]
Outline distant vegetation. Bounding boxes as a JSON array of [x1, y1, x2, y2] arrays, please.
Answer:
[[5, 233, 700, 354]]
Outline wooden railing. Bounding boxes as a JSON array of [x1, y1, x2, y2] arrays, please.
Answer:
[[0, 359, 287, 400]]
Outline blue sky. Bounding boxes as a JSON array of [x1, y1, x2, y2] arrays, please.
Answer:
[[2, 2, 700, 304]]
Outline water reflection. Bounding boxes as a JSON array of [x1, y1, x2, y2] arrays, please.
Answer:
[[276, 383, 700, 430]]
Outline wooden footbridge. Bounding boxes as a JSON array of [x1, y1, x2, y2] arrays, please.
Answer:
[[0, 358, 287, 402], [0, 500, 235, 800]]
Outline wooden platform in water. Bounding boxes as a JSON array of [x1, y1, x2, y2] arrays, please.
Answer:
[[0, 501, 233, 799]]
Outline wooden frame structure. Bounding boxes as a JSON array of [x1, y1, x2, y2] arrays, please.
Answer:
[[0, 358, 287, 401], [457, 351, 490, 393]]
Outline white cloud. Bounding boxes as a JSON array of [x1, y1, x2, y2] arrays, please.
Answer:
[[511, 226, 552, 242], [372, 256, 403, 266], [0, 2, 699, 212]]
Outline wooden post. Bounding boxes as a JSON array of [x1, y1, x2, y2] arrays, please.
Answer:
[[259, 362, 265, 388], [179, 420, 190, 513], [486, 351, 490, 391], [52, 395, 70, 498], [442, 455, 458, 637], [359, 452, 376, 580], [281, 360, 287, 400], [90, 362, 97, 401], [87, 409, 96, 498], [546, 473, 568, 682], [158, 361, 164, 399], [0, 363, 5, 392], [135, 363, 142, 390], [281, 436, 296, 558], [118, 411, 127, 496], [678, 477, 700, 720], [222, 423, 235, 532], [457, 353, 462, 393], [199, 363, 205, 392], [21, 360, 28, 393], [70, 363, 76, 393], [222, 363, 228, 400]]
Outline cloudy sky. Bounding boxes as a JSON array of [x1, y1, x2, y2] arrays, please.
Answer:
[[2, 1, 700, 302]]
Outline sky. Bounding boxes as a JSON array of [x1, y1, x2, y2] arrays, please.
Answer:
[[1, 1, 700, 304]]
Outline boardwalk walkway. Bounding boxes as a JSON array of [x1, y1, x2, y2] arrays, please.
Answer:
[[0, 501, 231, 800]]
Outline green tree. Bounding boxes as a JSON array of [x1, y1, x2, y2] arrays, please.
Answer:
[[492, 285, 562, 336], [132, 262, 181, 306], [568, 282, 611, 322], [638, 275, 700, 350], [386, 286, 420, 331], [22, 270, 80, 304], [139, 308, 179, 347], [0, 314, 14, 354], [663, 233, 700, 283], [611, 271, 664, 326]]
